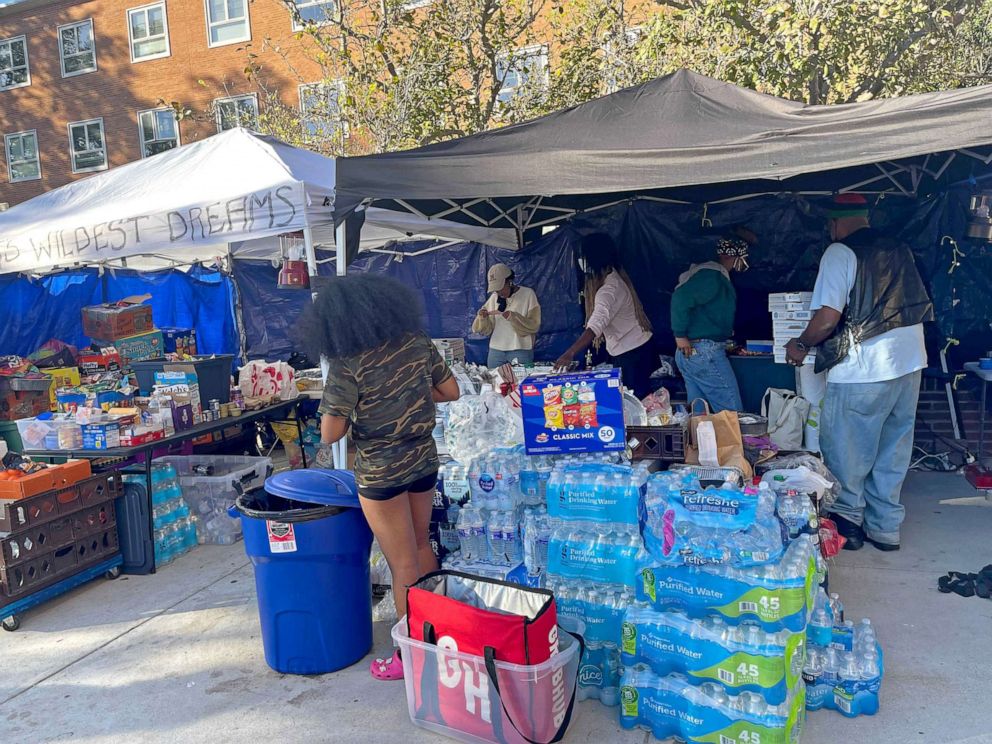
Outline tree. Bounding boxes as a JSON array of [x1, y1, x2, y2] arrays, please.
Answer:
[[276, 0, 552, 153], [218, 0, 992, 154]]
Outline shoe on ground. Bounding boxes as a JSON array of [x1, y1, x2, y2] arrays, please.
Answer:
[[828, 512, 864, 551], [865, 535, 900, 552]]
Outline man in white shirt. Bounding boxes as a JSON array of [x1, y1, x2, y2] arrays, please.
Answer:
[[472, 264, 541, 368], [785, 194, 933, 552]]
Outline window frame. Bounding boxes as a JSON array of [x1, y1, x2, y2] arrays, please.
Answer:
[[137, 107, 181, 158], [57, 18, 97, 78], [66, 117, 107, 174], [127, 2, 171, 63], [298, 79, 347, 142], [290, 0, 337, 31], [214, 93, 259, 132], [0, 35, 31, 92], [4, 129, 41, 183], [204, 0, 251, 48], [495, 43, 548, 104]]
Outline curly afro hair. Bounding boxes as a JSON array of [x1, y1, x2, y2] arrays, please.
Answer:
[[296, 273, 426, 360]]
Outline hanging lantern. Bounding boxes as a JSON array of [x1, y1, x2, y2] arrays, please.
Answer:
[[277, 232, 310, 289], [967, 191, 992, 242]]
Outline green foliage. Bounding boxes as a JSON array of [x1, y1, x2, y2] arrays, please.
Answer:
[[245, 0, 992, 153]]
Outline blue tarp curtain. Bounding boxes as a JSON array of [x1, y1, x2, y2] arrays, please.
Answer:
[[1, 189, 987, 369], [0, 266, 239, 358]]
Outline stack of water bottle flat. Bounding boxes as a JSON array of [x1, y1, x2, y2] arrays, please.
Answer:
[[433, 440, 884, 742]]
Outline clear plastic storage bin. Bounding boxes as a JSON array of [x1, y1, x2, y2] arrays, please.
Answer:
[[15, 415, 83, 450], [391, 618, 582, 744], [154, 456, 271, 545]]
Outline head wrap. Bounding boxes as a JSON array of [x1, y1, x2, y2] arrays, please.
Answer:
[[716, 237, 750, 271]]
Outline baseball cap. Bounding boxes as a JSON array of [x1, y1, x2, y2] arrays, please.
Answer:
[[487, 264, 513, 293]]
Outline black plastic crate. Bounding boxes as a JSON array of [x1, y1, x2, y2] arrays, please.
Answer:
[[130, 355, 235, 403], [0, 473, 118, 534], [627, 424, 687, 462], [0, 527, 117, 601]]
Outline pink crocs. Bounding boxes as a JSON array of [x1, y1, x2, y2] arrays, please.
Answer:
[[370, 649, 404, 681]]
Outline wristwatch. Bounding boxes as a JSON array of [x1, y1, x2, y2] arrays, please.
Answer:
[[794, 340, 809, 352]]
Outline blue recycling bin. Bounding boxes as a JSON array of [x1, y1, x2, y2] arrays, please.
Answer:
[[230, 469, 373, 674]]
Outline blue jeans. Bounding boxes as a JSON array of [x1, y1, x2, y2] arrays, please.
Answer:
[[675, 339, 743, 413], [819, 370, 921, 546], [487, 348, 534, 367]]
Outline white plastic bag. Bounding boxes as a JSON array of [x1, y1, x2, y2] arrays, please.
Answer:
[[238, 360, 297, 400], [761, 388, 811, 450], [444, 391, 524, 464]]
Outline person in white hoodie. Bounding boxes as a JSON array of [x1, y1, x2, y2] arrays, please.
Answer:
[[473, 263, 542, 367]]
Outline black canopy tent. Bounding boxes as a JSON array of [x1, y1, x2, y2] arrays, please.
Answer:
[[335, 70, 992, 238]]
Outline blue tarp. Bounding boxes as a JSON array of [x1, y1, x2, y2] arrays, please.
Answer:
[[232, 239, 582, 364], [0, 266, 239, 357]]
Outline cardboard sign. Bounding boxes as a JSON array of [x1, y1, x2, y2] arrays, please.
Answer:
[[520, 369, 625, 455]]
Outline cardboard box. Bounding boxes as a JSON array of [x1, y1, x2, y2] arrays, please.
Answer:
[[40, 367, 81, 408], [745, 340, 775, 353], [520, 368, 625, 455], [771, 310, 815, 321], [0, 376, 54, 421], [92, 330, 165, 365], [81, 414, 135, 450], [57, 388, 133, 413], [155, 370, 203, 425], [161, 327, 198, 356], [78, 349, 123, 376], [82, 295, 154, 340], [432, 338, 466, 365]]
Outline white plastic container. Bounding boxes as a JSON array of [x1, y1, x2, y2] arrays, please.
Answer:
[[15, 415, 83, 450], [391, 619, 582, 744]]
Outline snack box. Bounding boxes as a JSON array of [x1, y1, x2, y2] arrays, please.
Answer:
[[771, 310, 815, 321], [81, 414, 135, 450], [57, 388, 133, 413], [78, 349, 123, 376], [91, 330, 165, 365], [520, 368, 625, 455], [82, 295, 153, 341], [40, 366, 81, 408]]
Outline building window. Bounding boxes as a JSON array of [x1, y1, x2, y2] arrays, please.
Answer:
[[58, 19, 97, 77], [5, 130, 40, 182], [0, 36, 30, 91], [290, 0, 336, 30], [68, 118, 107, 173], [205, 0, 250, 47], [299, 80, 345, 142], [138, 108, 180, 157], [215, 94, 258, 131], [128, 3, 170, 62], [496, 45, 548, 104]]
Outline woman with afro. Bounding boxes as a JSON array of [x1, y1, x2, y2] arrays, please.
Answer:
[[301, 273, 460, 681]]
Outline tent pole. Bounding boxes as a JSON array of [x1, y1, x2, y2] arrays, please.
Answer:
[[332, 219, 348, 469]]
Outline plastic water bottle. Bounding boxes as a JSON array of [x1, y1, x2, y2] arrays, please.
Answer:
[[828, 592, 845, 623], [809, 608, 833, 647], [458, 508, 479, 560], [859, 651, 881, 680]]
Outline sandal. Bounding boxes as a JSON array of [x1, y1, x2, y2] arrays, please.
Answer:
[[370, 650, 404, 681], [937, 572, 976, 597]]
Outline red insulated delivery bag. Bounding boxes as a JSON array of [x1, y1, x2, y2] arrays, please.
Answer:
[[406, 570, 582, 744]]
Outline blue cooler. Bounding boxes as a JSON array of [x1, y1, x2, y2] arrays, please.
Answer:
[[230, 469, 373, 674]]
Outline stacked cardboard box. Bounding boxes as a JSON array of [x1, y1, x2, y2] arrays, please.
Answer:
[[83, 296, 165, 365], [769, 292, 816, 366]]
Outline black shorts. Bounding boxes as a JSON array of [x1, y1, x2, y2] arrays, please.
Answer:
[[358, 470, 439, 501]]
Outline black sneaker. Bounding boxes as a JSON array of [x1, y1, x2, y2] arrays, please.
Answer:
[[865, 536, 900, 552], [827, 512, 864, 551]]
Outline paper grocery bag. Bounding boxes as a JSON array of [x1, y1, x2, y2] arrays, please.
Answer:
[[684, 399, 753, 478]]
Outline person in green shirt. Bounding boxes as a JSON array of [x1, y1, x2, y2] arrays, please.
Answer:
[[670, 235, 748, 412]]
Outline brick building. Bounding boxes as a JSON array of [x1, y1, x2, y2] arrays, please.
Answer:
[[0, 0, 331, 206]]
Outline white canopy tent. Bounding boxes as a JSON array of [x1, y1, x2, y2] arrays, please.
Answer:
[[0, 128, 516, 276]]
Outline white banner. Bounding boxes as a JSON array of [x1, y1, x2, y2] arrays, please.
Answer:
[[0, 182, 307, 274]]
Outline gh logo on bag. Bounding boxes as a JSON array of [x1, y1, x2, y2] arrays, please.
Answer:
[[436, 635, 493, 723]]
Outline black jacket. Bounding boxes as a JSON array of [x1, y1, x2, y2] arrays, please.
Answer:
[[816, 227, 934, 374]]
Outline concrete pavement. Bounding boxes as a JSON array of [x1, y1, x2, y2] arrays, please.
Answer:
[[2, 471, 991, 743]]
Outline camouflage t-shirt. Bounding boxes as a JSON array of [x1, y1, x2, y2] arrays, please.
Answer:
[[318, 332, 453, 489]]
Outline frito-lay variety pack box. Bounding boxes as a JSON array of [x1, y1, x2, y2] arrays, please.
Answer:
[[520, 368, 626, 455]]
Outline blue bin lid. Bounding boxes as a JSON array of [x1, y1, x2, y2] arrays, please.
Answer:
[[264, 469, 361, 509]]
